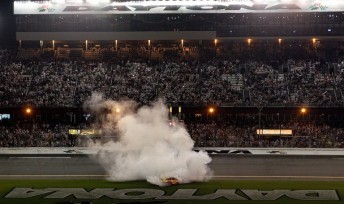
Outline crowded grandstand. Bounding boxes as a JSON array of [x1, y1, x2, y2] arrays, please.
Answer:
[[1, 0, 344, 149]]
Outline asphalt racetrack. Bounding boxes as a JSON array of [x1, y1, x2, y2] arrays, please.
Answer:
[[1, 154, 344, 180]]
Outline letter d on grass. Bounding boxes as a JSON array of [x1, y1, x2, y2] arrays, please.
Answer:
[[286, 190, 339, 200], [242, 190, 339, 200]]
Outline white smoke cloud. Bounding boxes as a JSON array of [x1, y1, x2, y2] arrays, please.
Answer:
[[85, 93, 212, 186]]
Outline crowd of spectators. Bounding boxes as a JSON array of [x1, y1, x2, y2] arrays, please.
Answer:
[[0, 124, 70, 147], [1, 120, 343, 148], [1, 42, 344, 148], [188, 121, 344, 148], [1, 50, 344, 107]]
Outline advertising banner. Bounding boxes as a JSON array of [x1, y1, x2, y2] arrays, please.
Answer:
[[256, 129, 293, 136], [68, 129, 102, 136], [14, 0, 344, 15]]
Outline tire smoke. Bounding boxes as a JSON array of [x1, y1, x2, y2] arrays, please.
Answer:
[[84, 93, 212, 186]]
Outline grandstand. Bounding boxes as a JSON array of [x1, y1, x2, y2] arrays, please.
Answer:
[[0, 0, 344, 148]]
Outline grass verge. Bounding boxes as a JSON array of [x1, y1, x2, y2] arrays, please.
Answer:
[[0, 179, 343, 203]]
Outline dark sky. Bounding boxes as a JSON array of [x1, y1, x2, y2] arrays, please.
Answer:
[[0, 1, 16, 47]]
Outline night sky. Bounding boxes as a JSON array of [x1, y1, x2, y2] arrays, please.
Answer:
[[0, 1, 16, 47]]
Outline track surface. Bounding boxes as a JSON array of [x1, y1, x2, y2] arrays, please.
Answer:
[[1, 155, 344, 180]]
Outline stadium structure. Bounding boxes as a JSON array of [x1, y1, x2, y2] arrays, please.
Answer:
[[1, 0, 344, 147], [14, 0, 344, 50], [2, 1, 344, 204]]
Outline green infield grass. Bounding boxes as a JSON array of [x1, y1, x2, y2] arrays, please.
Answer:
[[0, 179, 343, 204]]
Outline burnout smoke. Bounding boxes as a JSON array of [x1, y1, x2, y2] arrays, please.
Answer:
[[84, 93, 212, 186]]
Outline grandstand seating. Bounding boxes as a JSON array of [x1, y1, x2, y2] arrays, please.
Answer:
[[55, 48, 70, 60], [84, 50, 101, 60], [69, 49, 83, 59], [40, 49, 55, 60], [17, 48, 40, 59], [1, 44, 344, 108], [1, 43, 344, 148], [4, 0, 344, 149]]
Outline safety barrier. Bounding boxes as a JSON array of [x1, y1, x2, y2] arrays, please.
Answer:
[[0, 147, 344, 156]]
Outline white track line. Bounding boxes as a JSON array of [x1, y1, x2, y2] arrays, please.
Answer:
[[9, 157, 71, 159], [212, 175, 344, 179], [0, 175, 106, 177], [0, 175, 344, 179]]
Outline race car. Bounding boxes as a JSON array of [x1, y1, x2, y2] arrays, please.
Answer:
[[161, 177, 179, 185]]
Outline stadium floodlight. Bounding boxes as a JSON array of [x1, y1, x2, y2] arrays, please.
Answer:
[[200, 6, 214, 10], [300, 107, 307, 114], [115, 108, 120, 114], [25, 108, 32, 115], [278, 38, 282, 45], [247, 38, 252, 46], [312, 38, 317, 44], [208, 107, 215, 114]]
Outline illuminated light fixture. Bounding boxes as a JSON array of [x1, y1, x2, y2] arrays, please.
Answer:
[[78, 7, 89, 10], [278, 38, 282, 44], [201, 6, 213, 9], [300, 107, 307, 114], [247, 38, 252, 46], [148, 40, 151, 47], [181, 39, 184, 47], [178, 106, 181, 113], [312, 38, 317, 44], [25, 108, 32, 114], [208, 107, 215, 114], [169, 107, 172, 113], [115, 108, 120, 113], [214, 38, 218, 46]]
